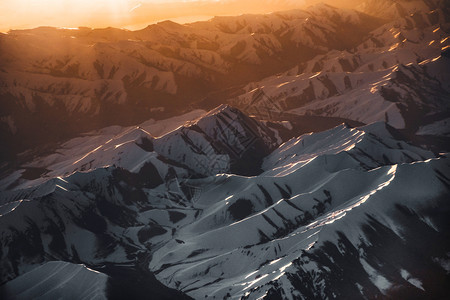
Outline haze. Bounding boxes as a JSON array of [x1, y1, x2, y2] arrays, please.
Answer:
[[0, 0, 361, 32]]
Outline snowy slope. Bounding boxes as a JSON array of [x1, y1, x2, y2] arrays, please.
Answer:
[[417, 118, 450, 136], [229, 6, 450, 131], [150, 156, 449, 299], [263, 122, 433, 172], [1, 105, 448, 299], [0, 110, 205, 192], [0, 105, 279, 205], [1, 261, 108, 300]]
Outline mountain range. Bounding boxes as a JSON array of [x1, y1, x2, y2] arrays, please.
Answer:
[[1, 104, 449, 299], [0, 0, 449, 299], [0, 2, 399, 160]]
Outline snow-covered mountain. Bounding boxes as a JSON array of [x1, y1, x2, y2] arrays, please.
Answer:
[[1, 1, 449, 299], [230, 5, 450, 133], [2, 2, 448, 163], [1, 104, 448, 299], [0, 4, 384, 160]]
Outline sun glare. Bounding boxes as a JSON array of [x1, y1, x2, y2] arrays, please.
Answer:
[[0, 0, 138, 32], [0, 0, 307, 33]]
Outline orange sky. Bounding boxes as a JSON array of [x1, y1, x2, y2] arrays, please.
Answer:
[[0, 0, 358, 33]]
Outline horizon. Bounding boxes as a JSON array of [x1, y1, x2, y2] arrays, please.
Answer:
[[0, 0, 363, 33], [0, 0, 297, 33]]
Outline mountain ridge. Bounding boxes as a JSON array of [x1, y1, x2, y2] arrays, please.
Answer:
[[0, 4, 386, 162], [1, 104, 448, 299]]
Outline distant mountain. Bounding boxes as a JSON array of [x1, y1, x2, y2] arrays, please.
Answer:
[[1, 2, 448, 163], [356, 0, 449, 19], [0, 105, 448, 299], [0, 4, 384, 161], [230, 5, 450, 135]]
